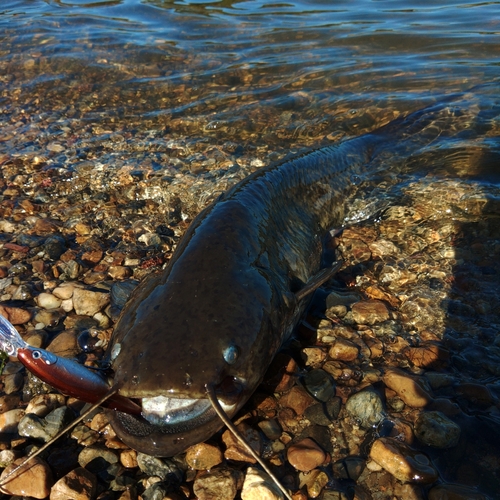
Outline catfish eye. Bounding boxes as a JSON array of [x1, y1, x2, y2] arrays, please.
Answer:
[[223, 345, 239, 365]]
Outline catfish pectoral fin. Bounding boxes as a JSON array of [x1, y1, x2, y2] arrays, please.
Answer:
[[294, 260, 343, 301]]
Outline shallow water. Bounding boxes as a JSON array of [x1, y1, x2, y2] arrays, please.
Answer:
[[0, 1, 500, 499]]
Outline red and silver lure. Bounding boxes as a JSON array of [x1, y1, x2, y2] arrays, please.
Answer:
[[0, 314, 140, 415]]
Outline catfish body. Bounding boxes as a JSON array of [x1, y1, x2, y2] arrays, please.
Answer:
[[106, 104, 451, 456]]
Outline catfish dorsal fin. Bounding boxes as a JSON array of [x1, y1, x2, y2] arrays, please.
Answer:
[[294, 260, 342, 301], [206, 384, 293, 500], [0, 387, 119, 490]]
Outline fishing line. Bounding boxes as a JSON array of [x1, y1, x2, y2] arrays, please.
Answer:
[[0, 387, 119, 489], [206, 383, 293, 500]]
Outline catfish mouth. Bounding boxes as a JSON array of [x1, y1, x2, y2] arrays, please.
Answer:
[[141, 394, 225, 430], [107, 377, 247, 456]]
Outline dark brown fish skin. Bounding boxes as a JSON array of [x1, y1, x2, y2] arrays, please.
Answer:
[[105, 105, 447, 456]]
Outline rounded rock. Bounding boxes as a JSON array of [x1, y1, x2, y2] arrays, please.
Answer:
[[383, 369, 433, 408], [241, 467, 284, 500], [0, 408, 25, 433], [414, 411, 460, 448], [345, 388, 385, 428], [0, 457, 53, 498], [287, 438, 326, 472], [193, 467, 243, 500], [35, 292, 62, 310], [50, 467, 97, 500], [328, 338, 359, 362], [185, 442, 223, 470], [369, 437, 438, 484], [303, 369, 336, 403], [351, 300, 389, 325]]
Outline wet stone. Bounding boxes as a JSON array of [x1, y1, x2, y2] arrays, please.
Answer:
[[414, 411, 460, 448], [304, 403, 332, 426], [19, 406, 73, 443], [35, 291, 62, 309], [369, 437, 438, 484], [0, 408, 25, 433], [383, 369, 433, 408], [257, 418, 282, 440], [345, 388, 385, 428], [298, 468, 329, 498], [72, 287, 110, 316], [78, 446, 118, 469], [0, 305, 31, 324], [50, 467, 97, 500], [136, 453, 181, 482], [0, 457, 53, 499], [241, 467, 284, 500], [0, 394, 21, 414], [279, 385, 316, 416], [120, 449, 138, 469], [351, 300, 390, 325], [287, 437, 327, 472], [193, 467, 243, 500], [223, 423, 262, 463], [3, 372, 24, 394], [44, 235, 66, 260], [71, 424, 101, 446], [185, 442, 223, 470], [25, 394, 65, 417], [302, 369, 336, 402], [328, 338, 359, 362], [331, 456, 366, 481]]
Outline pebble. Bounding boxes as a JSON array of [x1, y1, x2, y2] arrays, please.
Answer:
[[262, 353, 298, 393], [304, 398, 341, 426], [35, 292, 62, 309], [0, 305, 31, 324], [351, 300, 389, 325], [222, 423, 262, 463], [257, 419, 282, 440], [0, 449, 21, 467], [241, 467, 284, 500], [0, 408, 25, 433], [120, 449, 138, 468], [72, 287, 110, 316], [3, 372, 24, 394], [331, 456, 366, 481], [302, 369, 336, 402], [25, 394, 66, 417], [383, 369, 433, 408], [52, 282, 80, 300], [185, 442, 223, 470], [414, 411, 461, 448], [19, 406, 73, 442], [301, 347, 326, 367], [345, 388, 385, 428], [328, 338, 359, 362], [34, 308, 65, 328], [50, 467, 97, 500], [136, 453, 180, 482], [193, 467, 243, 500], [71, 424, 101, 446], [44, 235, 67, 260], [0, 457, 53, 498], [46, 329, 79, 357], [404, 343, 449, 369], [0, 394, 20, 414], [369, 437, 438, 484], [279, 385, 316, 416], [298, 468, 329, 498], [287, 437, 327, 472], [78, 446, 118, 468]]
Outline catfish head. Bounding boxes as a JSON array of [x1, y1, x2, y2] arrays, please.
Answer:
[[106, 201, 294, 456]]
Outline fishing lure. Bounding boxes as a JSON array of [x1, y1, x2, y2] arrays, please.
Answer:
[[0, 314, 140, 415]]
